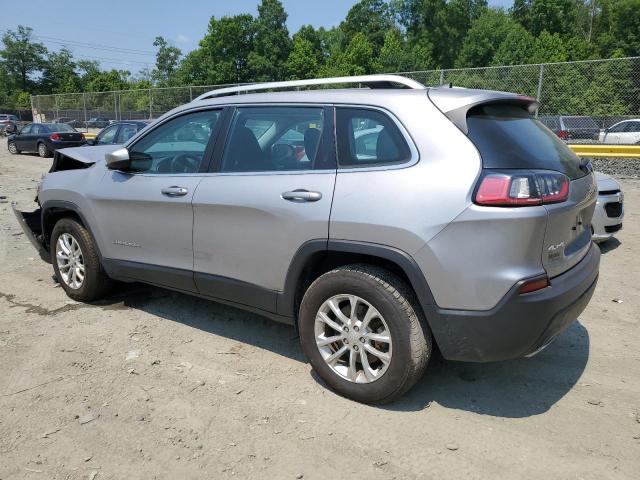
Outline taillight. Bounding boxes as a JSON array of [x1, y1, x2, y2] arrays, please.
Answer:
[[519, 275, 550, 294], [474, 171, 569, 207], [558, 130, 570, 140], [49, 133, 61, 141], [536, 171, 569, 204]]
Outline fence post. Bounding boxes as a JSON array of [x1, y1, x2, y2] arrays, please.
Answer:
[[114, 92, 118, 121], [149, 89, 153, 120], [439, 70, 444, 86], [189, 86, 193, 102], [535, 64, 545, 117], [82, 93, 87, 131], [54, 95, 59, 121], [30, 95, 36, 122]]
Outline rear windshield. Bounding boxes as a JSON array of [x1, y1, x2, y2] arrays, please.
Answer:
[[47, 123, 75, 132], [467, 104, 584, 179]]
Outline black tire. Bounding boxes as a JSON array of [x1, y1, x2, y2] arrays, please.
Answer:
[[37, 142, 51, 158], [298, 264, 432, 404], [50, 218, 113, 302], [8, 141, 20, 154]]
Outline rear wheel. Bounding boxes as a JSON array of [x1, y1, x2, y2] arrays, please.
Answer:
[[8, 141, 20, 154], [298, 265, 432, 404], [50, 218, 112, 302], [38, 142, 51, 158]]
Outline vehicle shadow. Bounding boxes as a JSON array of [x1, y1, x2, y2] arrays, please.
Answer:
[[384, 321, 590, 417], [597, 237, 621, 254], [97, 283, 589, 418], [96, 283, 306, 362]]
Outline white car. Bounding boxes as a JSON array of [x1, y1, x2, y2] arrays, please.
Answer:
[[599, 119, 640, 144], [592, 172, 624, 243]]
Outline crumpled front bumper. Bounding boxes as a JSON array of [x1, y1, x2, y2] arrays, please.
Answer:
[[11, 204, 49, 262]]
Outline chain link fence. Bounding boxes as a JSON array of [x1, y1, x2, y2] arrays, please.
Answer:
[[31, 56, 640, 131]]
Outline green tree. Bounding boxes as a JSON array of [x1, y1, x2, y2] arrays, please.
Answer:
[[492, 23, 536, 65], [248, 0, 291, 81], [286, 37, 320, 79], [375, 29, 413, 72], [531, 31, 568, 63], [609, 0, 640, 56], [41, 48, 81, 93], [320, 32, 374, 77], [0, 26, 47, 91], [152, 36, 182, 86], [529, 0, 578, 36], [197, 14, 256, 84], [85, 69, 131, 92], [456, 9, 513, 67], [340, 0, 394, 52]]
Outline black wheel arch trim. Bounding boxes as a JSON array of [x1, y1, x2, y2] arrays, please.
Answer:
[[40, 200, 103, 260], [278, 239, 437, 318]]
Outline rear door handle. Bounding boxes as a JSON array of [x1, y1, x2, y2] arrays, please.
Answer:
[[281, 189, 322, 202], [161, 186, 189, 197]]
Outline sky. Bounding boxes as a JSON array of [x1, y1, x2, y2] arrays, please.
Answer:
[[1, 0, 512, 73]]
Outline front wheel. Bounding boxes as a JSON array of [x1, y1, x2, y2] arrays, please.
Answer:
[[38, 142, 51, 158], [298, 265, 432, 404], [8, 141, 20, 154], [50, 218, 113, 302]]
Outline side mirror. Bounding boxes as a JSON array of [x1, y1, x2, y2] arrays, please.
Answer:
[[105, 148, 130, 170]]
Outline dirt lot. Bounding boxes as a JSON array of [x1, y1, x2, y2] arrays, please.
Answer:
[[1, 148, 639, 480]]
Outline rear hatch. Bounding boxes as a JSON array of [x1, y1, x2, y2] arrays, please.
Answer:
[[464, 102, 597, 278]]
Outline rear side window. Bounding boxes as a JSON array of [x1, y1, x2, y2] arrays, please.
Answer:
[[467, 104, 585, 179], [336, 108, 411, 167], [221, 106, 328, 172]]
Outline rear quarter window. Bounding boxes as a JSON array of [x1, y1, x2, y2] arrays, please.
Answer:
[[466, 104, 585, 179]]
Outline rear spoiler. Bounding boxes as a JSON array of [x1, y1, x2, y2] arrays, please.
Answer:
[[427, 87, 539, 134]]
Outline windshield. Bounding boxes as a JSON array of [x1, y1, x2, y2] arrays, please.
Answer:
[[47, 123, 76, 132], [467, 104, 585, 179]]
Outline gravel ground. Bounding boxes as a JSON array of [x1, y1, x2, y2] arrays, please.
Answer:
[[592, 158, 640, 178], [1, 148, 639, 480]]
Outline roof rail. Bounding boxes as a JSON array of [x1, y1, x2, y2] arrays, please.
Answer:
[[193, 74, 426, 102]]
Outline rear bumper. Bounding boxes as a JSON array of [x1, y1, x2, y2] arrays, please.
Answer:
[[428, 243, 600, 362], [11, 204, 49, 262], [50, 140, 86, 150]]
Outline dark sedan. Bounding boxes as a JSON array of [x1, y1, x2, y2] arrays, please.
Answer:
[[7, 123, 86, 157], [87, 120, 150, 146]]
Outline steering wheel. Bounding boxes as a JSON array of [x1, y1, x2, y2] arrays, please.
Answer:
[[171, 153, 201, 173], [271, 143, 296, 170]]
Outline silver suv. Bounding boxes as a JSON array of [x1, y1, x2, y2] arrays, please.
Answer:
[[14, 75, 600, 404]]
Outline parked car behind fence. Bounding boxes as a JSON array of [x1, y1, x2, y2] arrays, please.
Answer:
[[538, 115, 600, 141], [598, 119, 640, 144]]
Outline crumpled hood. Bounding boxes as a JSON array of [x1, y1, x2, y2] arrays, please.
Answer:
[[595, 171, 620, 192], [56, 145, 122, 165]]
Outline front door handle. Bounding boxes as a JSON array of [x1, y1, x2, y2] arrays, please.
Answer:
[[161, 186, 189, 197], [281, 189, 322, 202]]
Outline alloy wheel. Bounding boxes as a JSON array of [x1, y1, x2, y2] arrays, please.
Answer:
[[56, 233, 85, 289], [314, 294, 393, 383], [8, 142, 17, 154]]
